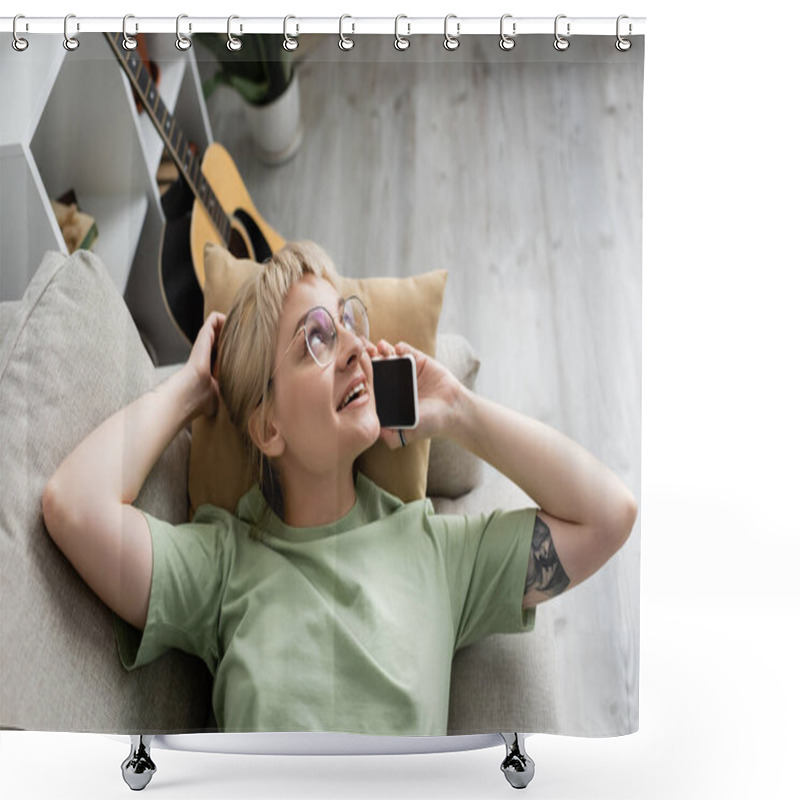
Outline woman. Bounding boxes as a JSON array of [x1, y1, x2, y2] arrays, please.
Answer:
[[42, 241, 637, 735]]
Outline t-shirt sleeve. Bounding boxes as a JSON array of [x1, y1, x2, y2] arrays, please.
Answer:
[[112, 509, 228, 674], [429, 505, 537, 652]]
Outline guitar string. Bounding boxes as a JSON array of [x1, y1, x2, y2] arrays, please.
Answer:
[[110, 32, 231, 242]]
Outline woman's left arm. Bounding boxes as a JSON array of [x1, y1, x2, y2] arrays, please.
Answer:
[[452, 388, 639, 607], [375, 339, 638, 606], [450, 389, 637, 537]]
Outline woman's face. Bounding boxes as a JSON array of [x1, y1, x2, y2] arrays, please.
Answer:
[[267, 274, 381, 475]]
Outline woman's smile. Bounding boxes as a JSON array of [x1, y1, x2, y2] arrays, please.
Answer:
[[337, 387, 370, 412], [337, 376, 370, 412]]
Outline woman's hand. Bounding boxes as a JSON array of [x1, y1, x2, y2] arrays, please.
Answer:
[[365, 338, 464, 450], [182, 311, 226, 420]]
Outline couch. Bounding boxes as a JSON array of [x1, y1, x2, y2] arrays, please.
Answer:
[[0, 249, 561, 735]]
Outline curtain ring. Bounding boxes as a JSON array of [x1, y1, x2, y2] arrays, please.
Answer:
[[227, 15, 242, 51], [283, 15, 299, 51], [122, 15, 138, 51], [615, 15, 632, 52], [339, 15, 355, 51], [499, 14, 516, 51], [553, 14, 570, 51], [394, 15, 410, 51], [12, 15, 29, 52], [63, 13, 80, 51], [176, 14, 192, 51], [443, 14, 460, 51]]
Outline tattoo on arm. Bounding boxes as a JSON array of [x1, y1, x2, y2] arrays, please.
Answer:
[[525, 515, 570, 600]]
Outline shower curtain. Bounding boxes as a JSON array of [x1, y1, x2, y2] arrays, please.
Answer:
[[0, 11, 643, 783]]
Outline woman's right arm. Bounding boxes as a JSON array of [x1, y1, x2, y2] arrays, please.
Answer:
[[41, 312, 226, 630]]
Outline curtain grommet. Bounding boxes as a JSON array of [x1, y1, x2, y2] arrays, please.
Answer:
[[554, 14, 570, 52], [122, 15, 138, 51], [615, 15, 632, 52], [500, 14, 516, 51], [227, 15, 242, 52], [63, 13, 80, 51], [443, 14, 460, 51], [394, 15, 410, 51], [283, 15, 299, 52], [175, 14, 192, 51], [12, 15, 29, 51], [339, 14, 355, 51]]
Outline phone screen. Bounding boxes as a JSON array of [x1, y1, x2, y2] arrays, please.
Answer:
[[371, 355, 418, 429]]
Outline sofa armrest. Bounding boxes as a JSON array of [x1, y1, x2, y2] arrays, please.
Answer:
[[431, 467, 563, 735]]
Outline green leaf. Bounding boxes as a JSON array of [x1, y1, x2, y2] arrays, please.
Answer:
[[194, 33, 293, 106], [228, 74, 272, 106]]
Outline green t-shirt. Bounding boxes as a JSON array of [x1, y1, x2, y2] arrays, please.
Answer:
[[115, 472, 536, 735]]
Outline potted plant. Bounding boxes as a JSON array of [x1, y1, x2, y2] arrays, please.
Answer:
[[197, 33, 303, 164]]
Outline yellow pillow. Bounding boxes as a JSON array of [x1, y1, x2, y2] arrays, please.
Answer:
[[188, 243, 447, 516]]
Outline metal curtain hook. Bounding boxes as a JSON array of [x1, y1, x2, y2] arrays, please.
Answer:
[[500, 14, 516, 51], [122, 15, 138, 51], [12, 14, 29, 51], [554, 14, 570, 51], [176, 14, 192, 51], [283, 15, 299, 51], [443, 14, 460, 51], [227, 15, 242, 51], [339, 15, 355, 51], [394, 15, 410, 51], [63, 13, 79, 51], [616, 14, 632, 52]]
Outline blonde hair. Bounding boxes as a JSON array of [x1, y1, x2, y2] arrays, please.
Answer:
[[216, 241, 342, 517]]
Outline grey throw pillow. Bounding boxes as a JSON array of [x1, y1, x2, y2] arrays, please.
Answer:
[[427, 333, 484, 498], [0, 250, 210, 733]]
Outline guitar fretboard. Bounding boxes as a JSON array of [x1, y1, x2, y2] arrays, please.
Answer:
[[104, 32, 231, 245]]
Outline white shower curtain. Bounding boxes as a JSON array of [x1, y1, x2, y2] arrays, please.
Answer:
[[1, 7, 649, 797]]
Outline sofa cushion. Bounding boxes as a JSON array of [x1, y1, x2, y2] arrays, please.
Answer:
[[0, 250, 210, 732], [189, 244, 447, 515]]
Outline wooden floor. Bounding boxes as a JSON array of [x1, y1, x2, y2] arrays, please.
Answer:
[[203, 34, 643, 737]]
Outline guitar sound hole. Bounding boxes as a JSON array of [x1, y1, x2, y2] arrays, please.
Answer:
[[228, 229, 250, 259], [233, 209, 273, 263]]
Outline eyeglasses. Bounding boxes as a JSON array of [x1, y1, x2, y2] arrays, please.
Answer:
[[270, 295, 369, 381]]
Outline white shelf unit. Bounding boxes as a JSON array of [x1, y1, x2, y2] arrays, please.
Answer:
[[0, 142, 64, 301], [1, 33, 212, 365]]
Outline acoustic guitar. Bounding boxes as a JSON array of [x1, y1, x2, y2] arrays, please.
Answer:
[[104, 32, 285, 344]]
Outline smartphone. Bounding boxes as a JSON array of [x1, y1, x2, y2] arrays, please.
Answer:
[[371, 354, 419, 429]]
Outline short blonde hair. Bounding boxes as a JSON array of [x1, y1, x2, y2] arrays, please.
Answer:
[[216, 241, 342, 515]]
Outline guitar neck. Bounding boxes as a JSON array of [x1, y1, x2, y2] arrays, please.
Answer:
[[104, 32, 231, 244]]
